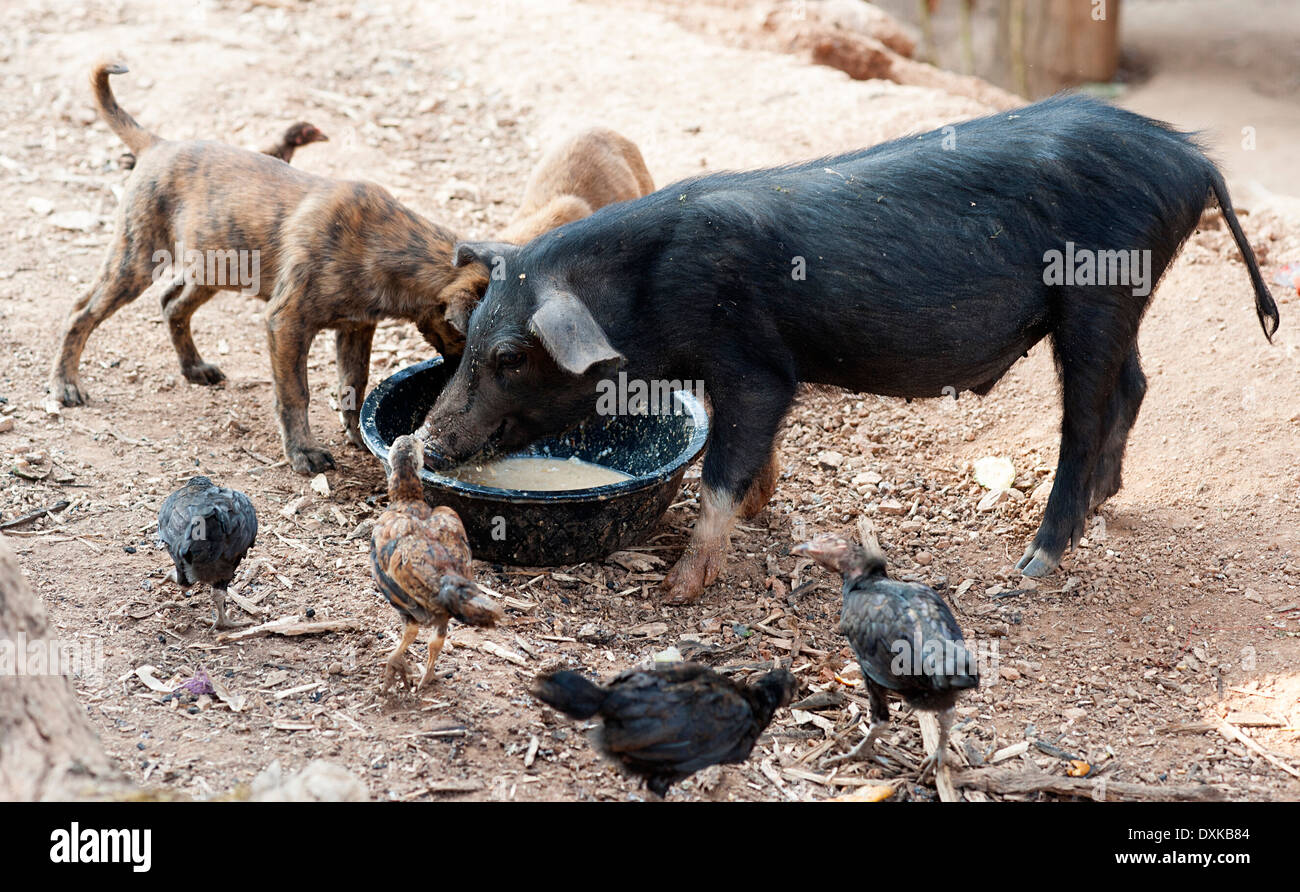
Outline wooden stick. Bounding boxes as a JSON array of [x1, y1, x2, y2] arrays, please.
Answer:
[[952, 767, 1224, 801], [0, 501, 70, 531], [216, 615, 360, 642], [1218, 721, 1300, 779], [917, 712, 959, 802]]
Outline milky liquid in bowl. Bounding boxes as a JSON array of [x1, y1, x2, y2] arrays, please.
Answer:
[[446, 455, 633, 491]]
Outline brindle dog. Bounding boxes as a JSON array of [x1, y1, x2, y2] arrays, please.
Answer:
[[49, 63, 486, 474]]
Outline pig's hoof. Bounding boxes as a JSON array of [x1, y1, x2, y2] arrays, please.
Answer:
[[182, 362, 226, 386], [50, 378, 87, 407], [289, 446, 336, 475], [1016, 544, 1061, 578], [661, 550, 721, 605]]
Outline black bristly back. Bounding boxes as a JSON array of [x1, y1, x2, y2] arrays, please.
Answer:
[[157, 477, 258, 588]]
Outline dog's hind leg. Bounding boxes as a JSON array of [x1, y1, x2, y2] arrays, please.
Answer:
[[1087, 346, 1147, 513], [162, 281, 224, 385], [48, 231, 156, 406], [335, 323, 376, 449]]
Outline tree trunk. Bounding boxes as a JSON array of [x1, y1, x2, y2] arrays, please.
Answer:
[[0, 533, 120, 800], [998, 0, 1121, 98]]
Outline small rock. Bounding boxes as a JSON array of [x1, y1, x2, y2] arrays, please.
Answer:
[[852, 470, 883, 487], [877, 499, 906, 515], [0, 417, 13, 434], [346, 519, 375, 541], [310, 473, 331, 498], [26, 196, 54, 216], [1030, 480, 1053, 502], [999, 666, 1021, 681], [815, 450, 843, 470], [973, 456, 1014, 491], [49, 210, 97, 231], [915, 550, 933, 566], [977, 488, 1014, 511]]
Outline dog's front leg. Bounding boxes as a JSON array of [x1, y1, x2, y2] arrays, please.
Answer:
[[335, 323, 376, 449], [265, 305, 334, 474]]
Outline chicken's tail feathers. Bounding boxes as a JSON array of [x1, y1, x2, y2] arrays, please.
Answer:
[[533, 670, 607, 720], [91, 61, 160, 156], [437, 573, 501, 627], [938, 641, 981, 691]]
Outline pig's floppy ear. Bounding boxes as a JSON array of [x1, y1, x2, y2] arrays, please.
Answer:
[[529, 288, 624, 376], [453, 241, 518, 270]]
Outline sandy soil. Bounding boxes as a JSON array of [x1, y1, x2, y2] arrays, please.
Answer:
[[1, 0, 1298, 801]]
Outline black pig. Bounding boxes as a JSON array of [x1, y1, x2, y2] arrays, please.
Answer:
[[416, 94, 1278, 604]]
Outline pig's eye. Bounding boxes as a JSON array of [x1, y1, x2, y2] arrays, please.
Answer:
[[496, 350, 525, 372]]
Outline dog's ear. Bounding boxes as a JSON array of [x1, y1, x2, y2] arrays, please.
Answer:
[[444, 297, 473, 337], [453, 241, 519, 274], [529, 285, 624, 377]]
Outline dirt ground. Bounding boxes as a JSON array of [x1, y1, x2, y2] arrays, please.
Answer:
[[1, 0, 1298, 802]]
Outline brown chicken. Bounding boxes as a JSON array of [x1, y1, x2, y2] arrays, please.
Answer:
[[370, 435, 502, 690]]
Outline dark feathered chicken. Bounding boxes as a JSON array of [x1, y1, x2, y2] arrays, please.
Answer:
[[793, 528, 978, 779], [534, 662, 798, 797], [157, 476, 258, 631], [263, 122, 329, 163], [371, 435, 502, 691]]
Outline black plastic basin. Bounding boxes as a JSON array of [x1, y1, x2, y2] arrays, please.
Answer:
[[359, 357, 709, 566]]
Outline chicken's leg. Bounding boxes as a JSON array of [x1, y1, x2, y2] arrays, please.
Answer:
[[823, 680, 891, 768], [822, 719, 886, 767], [384, 620, 420, 691], [417, 624, 448, 691], [917, 707, 954, 783], [211, 584, 251, 631]]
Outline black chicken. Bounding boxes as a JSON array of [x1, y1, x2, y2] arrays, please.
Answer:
[[157, 476, 258, 630], [534, 662, 798, 797], [793, 528, 978, 779]]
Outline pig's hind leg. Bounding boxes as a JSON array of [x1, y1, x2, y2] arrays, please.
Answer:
[[1087, 347, 1147, 512], [1018, 294, 1141, 578]]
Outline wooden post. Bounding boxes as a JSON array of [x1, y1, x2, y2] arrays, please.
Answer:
[[998, 0, 1121, 97], [0, 534, 120, 799]]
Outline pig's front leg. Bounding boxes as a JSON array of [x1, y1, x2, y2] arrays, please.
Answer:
[[662, 378, 794, 604]]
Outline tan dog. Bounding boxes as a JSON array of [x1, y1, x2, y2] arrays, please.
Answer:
[[499, 127, 655, 244], [49, 63, 486, 474]]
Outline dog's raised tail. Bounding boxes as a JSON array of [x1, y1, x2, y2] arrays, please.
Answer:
[[91, 62, 159, 157]]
